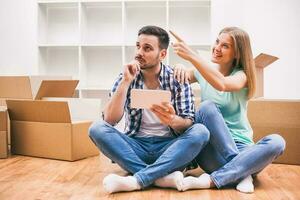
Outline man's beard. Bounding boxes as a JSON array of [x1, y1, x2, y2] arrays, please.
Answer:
[[136, 55, 160, 70], [140, 61, 160, 70]]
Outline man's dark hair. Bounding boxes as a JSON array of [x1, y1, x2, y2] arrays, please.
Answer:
[[138, 25, 170, 50]]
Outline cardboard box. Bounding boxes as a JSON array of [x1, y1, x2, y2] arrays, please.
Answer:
[[6, 99, 101, 161], [0, 99, 6, 106], [0, 76, 73, 104], [254, 53, 278, 97], [0, 106, 8, 158], [0, 77, 78, 146], [248, 99, 300, 165]]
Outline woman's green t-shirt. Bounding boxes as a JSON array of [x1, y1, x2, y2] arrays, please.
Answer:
[[194, 68, 254, 144]]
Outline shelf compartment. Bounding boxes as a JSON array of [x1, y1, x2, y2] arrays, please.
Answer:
[[81, 2, 123, 45], [169, 0, 211, 44], [81, 46, 122, 89], [80, 88, 110, 109], [38, 46, 79, 78], [124, 1, 167, 45], [38, 2, 79, 44]]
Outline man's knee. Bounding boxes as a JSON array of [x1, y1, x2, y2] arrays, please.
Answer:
[[89, 120, 110, 141], [186, 123, 210, 145]]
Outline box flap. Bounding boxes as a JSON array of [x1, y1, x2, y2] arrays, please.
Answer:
[[0, 76, 33, 99], [254, 53, 278, 68], [0, 107, 7, 131], [34, 80, 79, 100], [42, 97, 102, 121], [29, 75, 72, 98], [6, 100, 71, 123]]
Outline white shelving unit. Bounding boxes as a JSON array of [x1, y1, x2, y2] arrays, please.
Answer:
[[37, 0, 211, 101]]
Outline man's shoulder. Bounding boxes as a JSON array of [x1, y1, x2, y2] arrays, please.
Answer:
[[162, 64, 184, 87], [162, 64, 174, 74]]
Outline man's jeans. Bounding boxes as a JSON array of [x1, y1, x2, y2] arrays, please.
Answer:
[[89, 121, 210, 188], [195, 100, 286, 188]]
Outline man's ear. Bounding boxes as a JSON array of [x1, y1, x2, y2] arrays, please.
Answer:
[[159, 49, 167, 61]]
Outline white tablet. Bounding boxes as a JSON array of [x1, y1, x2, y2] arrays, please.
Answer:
[[131, 89, 171, 109]]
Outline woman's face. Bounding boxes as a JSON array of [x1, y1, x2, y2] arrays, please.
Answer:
[[211, 33, 236, 67]]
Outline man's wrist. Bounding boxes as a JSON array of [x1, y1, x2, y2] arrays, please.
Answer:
[[120, 79, 131, 88], [169, 114, 178, 128]]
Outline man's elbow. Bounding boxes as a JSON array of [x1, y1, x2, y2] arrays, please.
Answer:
[[103, 111, 116, 125], [103, 116, 114, 125]]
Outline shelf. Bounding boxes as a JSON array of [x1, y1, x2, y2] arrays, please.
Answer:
[[81, 46, 122, 89], [38, 46, 79, 78], [37, 0, 211, 93], [124, 46, 135, 64], [38, 2, 79, 44], [124, 1, 167, 45], [80, 88, 110, 98], [38, 43, 79, 47], [169, 0, 211, 44], [81, 43, 122, 47], [81, 2, 123, 44], [38, 1, 79, 3]]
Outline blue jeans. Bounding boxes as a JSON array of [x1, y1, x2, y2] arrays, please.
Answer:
[[89, 120, 210, 188], [195, 100, 286, 188]]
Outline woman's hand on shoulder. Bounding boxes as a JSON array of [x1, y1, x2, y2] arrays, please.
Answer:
[[173, 64, 197, 84], [173, 64, 190, 84]]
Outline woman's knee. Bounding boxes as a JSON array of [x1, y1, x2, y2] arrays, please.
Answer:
[[196, 100, 219, 122], [263, 134, 286, 156]]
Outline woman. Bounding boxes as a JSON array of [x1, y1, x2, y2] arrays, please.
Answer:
[[170, 27, 285, 193]]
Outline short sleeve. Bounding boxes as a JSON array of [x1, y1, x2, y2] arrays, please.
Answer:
[[194, 70, 207, 89]]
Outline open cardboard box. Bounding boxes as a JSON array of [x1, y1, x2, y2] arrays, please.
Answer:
[[6, 97, 101, 161], [0, 106, 8, 158], [5, 79, 101, 161], [0, 76, 77, 147], [248, 98, 300, 165], [0, 76, 73, 104], [254, 53, 278, 97]]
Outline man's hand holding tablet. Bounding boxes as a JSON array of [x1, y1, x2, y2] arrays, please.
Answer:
[[131, 89, 176, 125]]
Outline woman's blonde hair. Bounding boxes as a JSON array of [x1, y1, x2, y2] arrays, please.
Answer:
[[219, 27, 257, 99]]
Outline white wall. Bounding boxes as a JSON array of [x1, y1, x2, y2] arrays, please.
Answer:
[[0, 0, 37, 75], [212, 0, 300, 99]]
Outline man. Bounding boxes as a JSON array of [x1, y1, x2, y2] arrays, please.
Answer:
[[89, 25, 209, 193]]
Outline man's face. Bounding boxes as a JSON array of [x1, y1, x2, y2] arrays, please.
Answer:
[[135, 34, 166, 70]]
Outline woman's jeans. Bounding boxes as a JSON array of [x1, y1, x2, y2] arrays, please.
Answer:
[[195, 100, 286, 188], [89, 121, 210, 188]]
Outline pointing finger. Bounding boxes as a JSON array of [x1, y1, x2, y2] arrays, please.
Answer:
[[169, 30, 184, 42]]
